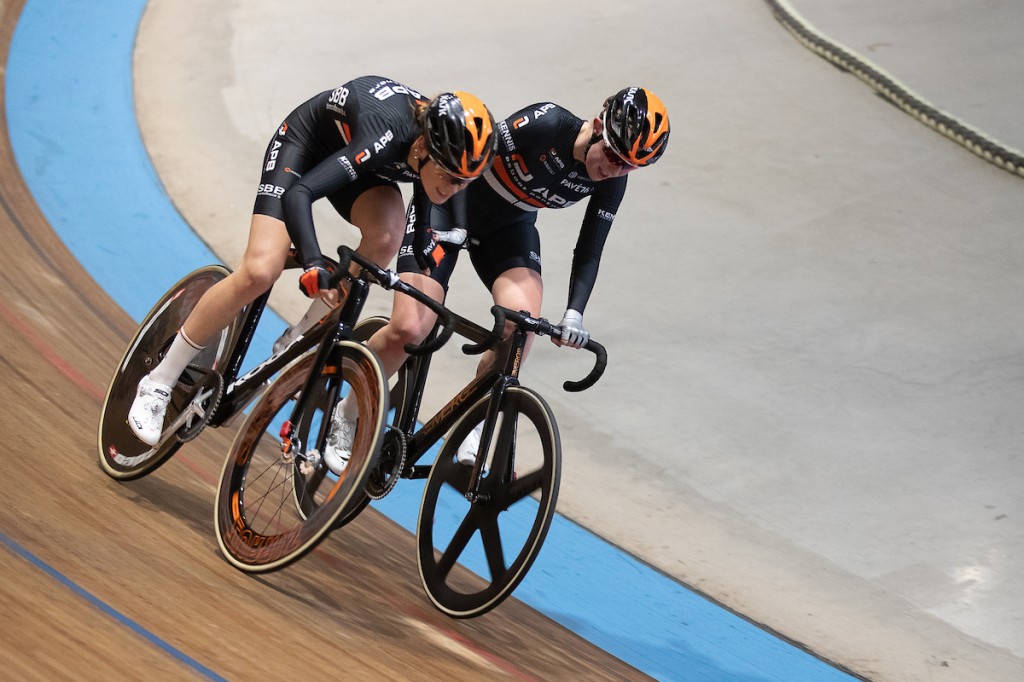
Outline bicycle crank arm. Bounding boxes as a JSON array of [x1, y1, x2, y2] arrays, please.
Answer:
[[155, 383, 220, 447]]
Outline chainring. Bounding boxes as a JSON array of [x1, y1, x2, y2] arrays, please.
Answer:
[[365, 427, 406, 500], [175, 364, 225, 443]]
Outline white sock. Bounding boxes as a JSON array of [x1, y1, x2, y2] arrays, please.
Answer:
[[286, 298, 335, 341], [149, 328, 205, 387]]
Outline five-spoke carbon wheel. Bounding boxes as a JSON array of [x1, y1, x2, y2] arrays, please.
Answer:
[[417, 386, 561, 618]]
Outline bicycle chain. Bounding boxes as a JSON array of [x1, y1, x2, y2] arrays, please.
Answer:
[[764, 0, 1024, 179]]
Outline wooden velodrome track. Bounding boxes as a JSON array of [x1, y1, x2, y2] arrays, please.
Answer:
[[0, 1, 642, 678]]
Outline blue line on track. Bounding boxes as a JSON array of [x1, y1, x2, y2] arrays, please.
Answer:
[[5, 1, 854, 680], [0, 532, 225, 680]]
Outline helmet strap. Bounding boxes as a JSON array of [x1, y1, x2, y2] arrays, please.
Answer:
[[583, 130, 602, 161], [410, 136, 429, 173]]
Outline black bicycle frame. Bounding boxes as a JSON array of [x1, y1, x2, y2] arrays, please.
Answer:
[[395, 323, 529, 481], [206, 276, 372, 428]]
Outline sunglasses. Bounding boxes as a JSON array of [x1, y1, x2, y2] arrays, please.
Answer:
[[600, 143, 630, 170], [428, 158, 473, 187]]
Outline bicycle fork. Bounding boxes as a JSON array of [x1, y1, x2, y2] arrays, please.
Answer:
[[279, 280, 369, 469], [465, 376, 518, 503]]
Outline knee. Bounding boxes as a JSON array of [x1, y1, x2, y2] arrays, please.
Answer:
[[368, 219, 404, 260], [383, 313, 433, 348], [235, 258, 282, 296], [354, 205, 405, 264]]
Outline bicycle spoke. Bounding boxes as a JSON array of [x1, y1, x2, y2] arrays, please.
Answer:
[[245, 460, 291, 529], [417, 386, 561, 618], [215, 341, 386, 573], [435, 508, 480, 578], [478, 511, 507, 581], [501, 470, 543, 505]]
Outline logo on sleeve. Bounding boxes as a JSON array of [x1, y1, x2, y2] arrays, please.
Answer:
[[337, 155, 357, 179], [498, 120, 516, 152], [265, 140, 282, 171]]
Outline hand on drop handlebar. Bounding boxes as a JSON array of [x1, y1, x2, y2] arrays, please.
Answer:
[[299, 257, 333, 299], [554, 309, 589, 349]]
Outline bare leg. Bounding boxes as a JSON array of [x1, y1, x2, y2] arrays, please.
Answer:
[[152, 214, 292, 385], [131, 214, 291, 444], [282, 184, 408, 345], [318, 185, 408, 470], [367, 272, 446, 379], [183, 214, 292, 345], [475, 267, 544, 375]]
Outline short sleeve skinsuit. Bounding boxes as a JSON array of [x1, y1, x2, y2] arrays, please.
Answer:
[[399, 102, 627, 315], [253, 75, 430, 265]]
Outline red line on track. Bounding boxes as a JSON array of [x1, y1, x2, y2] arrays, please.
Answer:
[[0, 298, 105, 401]]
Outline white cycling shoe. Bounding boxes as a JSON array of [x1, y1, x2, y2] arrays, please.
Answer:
[[272, 326, 299, 356], [128, 375, 173, 446], [323, 407, 355, 476], [456, 423, 485, 469]]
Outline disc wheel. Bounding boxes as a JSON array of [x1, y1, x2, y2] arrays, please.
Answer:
[[417, 386, 561, 618], [97, 266, 239, 480], [214, 340, 387, 573]]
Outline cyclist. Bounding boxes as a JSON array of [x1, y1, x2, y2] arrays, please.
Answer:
[[337, 86, 670, 467], [128, 76, 497, 454]]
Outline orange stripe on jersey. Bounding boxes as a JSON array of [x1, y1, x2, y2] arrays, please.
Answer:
[[492, 157, 546, 208], [334, 120, 353, 144]]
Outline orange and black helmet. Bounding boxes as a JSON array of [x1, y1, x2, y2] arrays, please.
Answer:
[[601, 87, 670, 167], [423, 91, 497, 179]]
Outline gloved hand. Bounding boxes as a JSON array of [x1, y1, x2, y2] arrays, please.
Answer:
[[432, 227, 468, 247], [413, 226, 438, 272], [299, 258, 332, 298], [556, 309, 589, 348]]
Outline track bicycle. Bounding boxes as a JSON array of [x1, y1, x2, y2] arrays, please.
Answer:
[[98, 245, 451, 571], [269, 260, 608, 618]]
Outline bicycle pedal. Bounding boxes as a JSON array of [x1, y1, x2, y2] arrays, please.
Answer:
[[299, 449, 322, 476]]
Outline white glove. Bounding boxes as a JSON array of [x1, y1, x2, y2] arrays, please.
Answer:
[[431, 227, 468, 247], [557, 309, 589, 348]]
